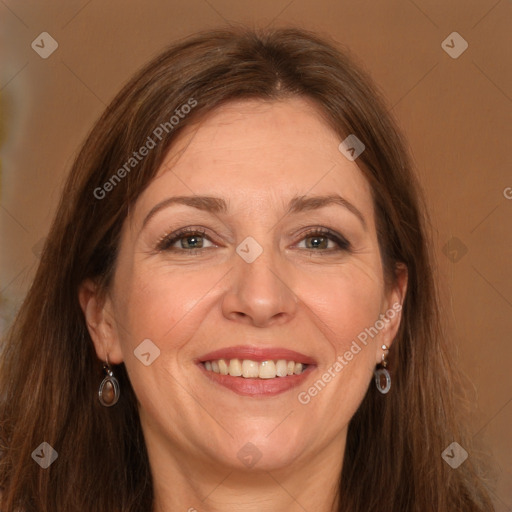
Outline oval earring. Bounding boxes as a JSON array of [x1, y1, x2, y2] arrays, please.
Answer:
[[98, 358, 120, 407], [374, 344, 391, 394]]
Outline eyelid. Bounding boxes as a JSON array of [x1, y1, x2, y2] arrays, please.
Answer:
[[155, 226, 216, 252], [156, 225, 351, 253], [293, 226, 351, 251]]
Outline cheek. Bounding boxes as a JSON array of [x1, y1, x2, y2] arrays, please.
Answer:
[[292, 263, 384, 441], [112, 262, 227, 351], [110, 265, 224, 414], [294, 262, 384, 358]]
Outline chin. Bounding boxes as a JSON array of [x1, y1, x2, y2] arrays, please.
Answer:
[[218, 423, 309, 471]]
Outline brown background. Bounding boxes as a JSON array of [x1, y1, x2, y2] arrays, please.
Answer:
[[1, 0, 511, 507]]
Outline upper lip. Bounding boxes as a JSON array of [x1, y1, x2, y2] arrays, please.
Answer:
[[196, 345, 317, 365]]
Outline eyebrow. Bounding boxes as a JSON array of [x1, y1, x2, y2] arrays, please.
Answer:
[[141, 194, 367, 230]]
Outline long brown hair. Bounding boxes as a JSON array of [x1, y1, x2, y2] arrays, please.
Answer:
[[0, 26, 494, 511]]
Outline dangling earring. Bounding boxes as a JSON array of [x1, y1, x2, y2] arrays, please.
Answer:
[[98, 356, 120, 407], [374, 344, 391, 394]]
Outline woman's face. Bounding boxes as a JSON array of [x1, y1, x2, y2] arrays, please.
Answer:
[[83, 97, 406, 473]]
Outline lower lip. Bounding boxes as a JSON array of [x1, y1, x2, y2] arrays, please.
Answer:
[[198, 363, 315, 397]]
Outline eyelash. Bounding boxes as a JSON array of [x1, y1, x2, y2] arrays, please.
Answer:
[[156, 226, 351, 254]]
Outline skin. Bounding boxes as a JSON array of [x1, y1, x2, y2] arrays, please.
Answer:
[[80, 97, 407, 512]]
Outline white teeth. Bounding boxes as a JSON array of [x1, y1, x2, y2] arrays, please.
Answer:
[[276, 359, 288, 377], [259, 360, 276, 379], [242, 359, 259, 378], [218, 359, 229, 375], [203, 358, 308, 378], [228, 358, 242, 377]]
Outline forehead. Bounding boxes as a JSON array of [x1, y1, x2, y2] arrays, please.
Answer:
[[138, 97, 374, 218]]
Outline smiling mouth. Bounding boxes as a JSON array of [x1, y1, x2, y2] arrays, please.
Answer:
[[202, 358, 308, 379]]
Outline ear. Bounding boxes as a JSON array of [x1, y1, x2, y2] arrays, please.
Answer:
[[78, 279, 124, 364], [375, 263, 408, 365]]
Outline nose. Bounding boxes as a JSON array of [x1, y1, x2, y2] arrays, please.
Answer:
[[221, 244, 299, 328]]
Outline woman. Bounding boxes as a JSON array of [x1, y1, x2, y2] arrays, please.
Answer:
[[0, 26, 494, 511]]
